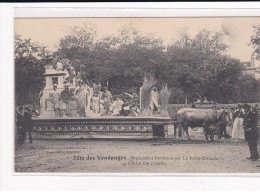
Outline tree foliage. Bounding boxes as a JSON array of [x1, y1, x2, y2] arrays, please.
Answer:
[[166, 30, 244, 104], [235, 74, 260, 103], [251, 24, 260, 59], [15, 35, 52, 106], [54, 24, 166, 94]]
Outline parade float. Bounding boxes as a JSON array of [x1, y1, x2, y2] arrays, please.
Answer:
[[32, 63, 171, 139]]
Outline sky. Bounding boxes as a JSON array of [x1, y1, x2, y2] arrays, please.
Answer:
[[14, 17, 260, 62]]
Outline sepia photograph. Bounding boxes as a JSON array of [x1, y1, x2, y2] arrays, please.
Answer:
[[14, 17, 260, 173]]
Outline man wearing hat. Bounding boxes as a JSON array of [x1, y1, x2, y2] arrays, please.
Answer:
[[103, 87, 113, 105], [23, 107, 33, 143], [49, 84, 61, 117], [243, 104, 259, 161], [16, 107, 24, 144], [60, 82, 71, 117]]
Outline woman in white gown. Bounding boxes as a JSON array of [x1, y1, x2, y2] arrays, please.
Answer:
[[232, 105, 245, 139]]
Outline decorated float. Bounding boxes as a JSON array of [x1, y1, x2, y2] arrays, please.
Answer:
[[32, 62, 171, 139]]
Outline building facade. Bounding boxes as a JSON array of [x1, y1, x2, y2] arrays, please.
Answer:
[[242, 53, 260, 80]]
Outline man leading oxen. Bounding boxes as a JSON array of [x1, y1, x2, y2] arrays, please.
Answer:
[[176, 107, 231, 141]]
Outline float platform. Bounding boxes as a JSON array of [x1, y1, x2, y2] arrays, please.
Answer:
[[32, 116, 171, 139]]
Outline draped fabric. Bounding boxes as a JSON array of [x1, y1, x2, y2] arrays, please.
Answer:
[[91, 96, 100, 113], [86, 87, 93, 115], [232, 118, 245, 139], [140, 86, 151, 110], [109, 100, 124, 116], [150, 90, 159, 110], [74, 86, 88, 117]]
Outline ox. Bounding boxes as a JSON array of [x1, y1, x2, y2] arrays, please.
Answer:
[[176, 108, 231, 141]]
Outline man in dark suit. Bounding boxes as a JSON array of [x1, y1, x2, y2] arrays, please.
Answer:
[[23, 107, 33, 143], [243, 104, 259, 161], [16, 107, 25, 144]]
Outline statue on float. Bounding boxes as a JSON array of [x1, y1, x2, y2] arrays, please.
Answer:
[[139, 74, 170, 117], [159, 84, 170, 117], [139, 75, 158, 116]]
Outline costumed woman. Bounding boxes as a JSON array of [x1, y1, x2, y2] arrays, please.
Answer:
[[74, 80, 89, 117], [232, 104, 245, 140]]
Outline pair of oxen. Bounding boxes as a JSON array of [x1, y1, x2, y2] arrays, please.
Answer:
[[174, 108, 232, 141]]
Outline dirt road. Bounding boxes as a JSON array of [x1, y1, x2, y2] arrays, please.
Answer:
[[15, 129, 260, 173]]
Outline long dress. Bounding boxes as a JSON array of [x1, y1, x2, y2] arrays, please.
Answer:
[[150, 90, 159, 111], [86, 87, 93, 115], [91, 96, 100, 113], [226, 112, 233, 136], [232, 110, 245, 139], [74, 86, 88, 117]]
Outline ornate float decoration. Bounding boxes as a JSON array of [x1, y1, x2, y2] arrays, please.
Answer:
[[33, 63, 171, 139]]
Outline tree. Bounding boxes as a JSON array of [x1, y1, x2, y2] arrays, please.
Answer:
[[15, 34, 52, 107], [251, 24, 260, 58], [235, 74, 260, 103], [108, 24, 166, 94], [168, 88, 185, 104], [166, 44, 201, 104], [16, 24, 258, 107], [54, 23, 98, 78], [200, 54, 242, 103], [55, 24, 166, 95], [166, 29, 242, 104]]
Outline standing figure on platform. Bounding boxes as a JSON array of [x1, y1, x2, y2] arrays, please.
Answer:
[[49, 84, 61, 117], [150, 87, 159, 112], [91, 91, 100, 113], [100, 97, 105, 115], [97, 84, 103, 113], [97, 84, 102, 95], [82, 83, 90, 116], [86, 84, 94, 115], [104, 87, 113, 104], [64, 66, 70, 83], [159, 85, 170, 117], [70, 66, 76, 88], [56, 62, 63, 72], [232, 104, 245, 140], [60, 83, 71, 117], [140, 75, 157, 116], [102, 87, 113, 115], [75, 72, 83, 87], [110, 96, 124, 116], [74, 81, 89, 117]]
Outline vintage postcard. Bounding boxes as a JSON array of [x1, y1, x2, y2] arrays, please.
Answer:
[[14, 17, 260, 174]]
